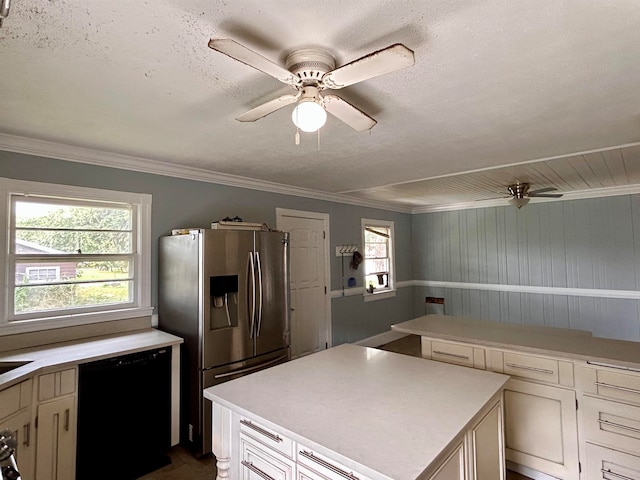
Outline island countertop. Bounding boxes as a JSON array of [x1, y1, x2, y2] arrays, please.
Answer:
[[204, 343, 509, 480], [392, 314, 640, 369]]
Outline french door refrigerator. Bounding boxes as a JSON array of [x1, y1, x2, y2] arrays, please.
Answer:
[[158, 228, 290, 456]]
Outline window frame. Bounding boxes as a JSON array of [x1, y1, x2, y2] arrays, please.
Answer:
[[0, 177, 152, 335], [361, 218, 396, 302]]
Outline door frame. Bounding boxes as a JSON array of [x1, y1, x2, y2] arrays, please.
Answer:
[[275, 207, 332, 350]]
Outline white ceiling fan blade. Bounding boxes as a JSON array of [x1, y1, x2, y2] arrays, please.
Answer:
[[322, 44, 414, 89], [236, 94, 300, 122], [208, 38, 299, 86], [323, 94, 376, 131]]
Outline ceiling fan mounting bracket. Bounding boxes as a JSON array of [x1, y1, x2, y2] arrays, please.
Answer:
[[285, 49, 336, 86]]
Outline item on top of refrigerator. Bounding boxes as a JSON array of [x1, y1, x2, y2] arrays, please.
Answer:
[[211, 221, 263, 230], [171, 228, 201, 236]]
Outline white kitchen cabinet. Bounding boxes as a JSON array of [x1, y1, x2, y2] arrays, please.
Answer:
[[584, 442, 640, 480], [0, 379, 33, 480], [421, 338, 486, 369], [240, 433, 295, 480], [35, 395, 76, 480], [2, 408, 34, 480], [503, 378, 579, 480], [576, 363, 640, 479], [428, 444, 465, 480], [470, 401, 504, 480], [34, 368, 77, 480]]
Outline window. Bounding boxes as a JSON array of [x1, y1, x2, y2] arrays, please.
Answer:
[[0, 177, 152, 334], [25, 266, 60, 283], [361, 218, 395, 301]]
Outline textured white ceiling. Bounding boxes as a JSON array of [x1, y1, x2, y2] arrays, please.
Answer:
[[1, 0, 639, 210]]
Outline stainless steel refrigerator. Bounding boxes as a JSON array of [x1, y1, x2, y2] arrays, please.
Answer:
[[158, 228, 290, 456]]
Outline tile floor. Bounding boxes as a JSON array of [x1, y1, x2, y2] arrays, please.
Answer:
[[141, 335, 531, 480]]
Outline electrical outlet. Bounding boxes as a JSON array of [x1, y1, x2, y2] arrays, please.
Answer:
[[188, 424, 193, 442], [425, 297, 445, 304]]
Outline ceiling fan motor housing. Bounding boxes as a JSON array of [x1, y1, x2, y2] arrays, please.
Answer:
[[508, 182, 530, 198], [285, 49, 336, 86]]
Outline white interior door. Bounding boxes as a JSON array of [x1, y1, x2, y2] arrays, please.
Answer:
[[276, 209, 330, 359]]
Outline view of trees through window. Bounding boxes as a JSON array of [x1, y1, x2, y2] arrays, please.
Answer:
[[13, 199, 134, 315], [363, 225, 391, 293]]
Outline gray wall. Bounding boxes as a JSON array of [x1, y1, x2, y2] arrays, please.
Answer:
[[0, 151, 414, 345], [412, 196, 640, 341]]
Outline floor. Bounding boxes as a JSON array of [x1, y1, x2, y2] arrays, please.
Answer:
[[141, 334, 531, 480]]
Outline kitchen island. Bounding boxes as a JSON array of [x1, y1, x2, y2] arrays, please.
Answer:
[[203, 343, 509, 480]]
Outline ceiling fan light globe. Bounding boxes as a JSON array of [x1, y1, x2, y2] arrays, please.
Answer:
[[510, 197, 530, 209], [292, 101, 327, 132]]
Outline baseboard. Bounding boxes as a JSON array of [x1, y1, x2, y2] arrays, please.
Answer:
[[353, 330, 409, 348], [506, 461, 559, 480]]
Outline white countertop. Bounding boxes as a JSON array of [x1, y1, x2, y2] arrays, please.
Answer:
[[204, 343, 509, 480], [0, 328, 183, 389], [392, 315, 640, 369]]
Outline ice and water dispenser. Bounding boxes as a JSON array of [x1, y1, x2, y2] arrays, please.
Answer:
[[210, 275, 239, 329]]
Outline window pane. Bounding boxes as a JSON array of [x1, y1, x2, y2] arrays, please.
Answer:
[[364, 258, 389, 274], [365, 243, 388, 258], [365, 273, 390, 288], [16, 230, 132, 254], [15, 201, 131, 230], [15, 260, 131, 285], [15, 280, 133, 314]]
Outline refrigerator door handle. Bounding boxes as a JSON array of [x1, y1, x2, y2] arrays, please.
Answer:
[[255, 251, 263, 336], [247, 252, 256, 338], [213, 355, 288, 379]]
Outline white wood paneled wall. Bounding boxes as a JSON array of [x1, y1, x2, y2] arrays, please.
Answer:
[[413, 195, 640, 341]]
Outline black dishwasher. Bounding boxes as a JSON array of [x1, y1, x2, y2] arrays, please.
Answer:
[[76, 347, 172, 480]]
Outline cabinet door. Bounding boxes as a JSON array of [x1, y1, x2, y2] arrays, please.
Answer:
[[35, 396, 76, 480], [471, 402, 504, 480], [429, 444, 465, 480], [1, 409, 34, 480], [504, 379, 579, 480]]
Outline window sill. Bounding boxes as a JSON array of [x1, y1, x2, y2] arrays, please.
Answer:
[[0, 306, 154, 336], [363, 289, 396, 302]]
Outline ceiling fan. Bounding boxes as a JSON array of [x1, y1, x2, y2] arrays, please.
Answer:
[[506, 182, 563, 208], [207, 38, 415, 133]]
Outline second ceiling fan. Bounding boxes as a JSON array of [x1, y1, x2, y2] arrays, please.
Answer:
[[208, 38, 415, 133]]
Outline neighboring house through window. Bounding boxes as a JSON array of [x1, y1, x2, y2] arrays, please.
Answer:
[[0, 177, 152, 334], [361, 218, 396, 301]]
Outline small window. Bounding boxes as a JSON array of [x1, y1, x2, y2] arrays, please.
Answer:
[[361, 219, 395, 301], [1, 177, 152, 333]]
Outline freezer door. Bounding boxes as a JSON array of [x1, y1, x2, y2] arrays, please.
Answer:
[[201, 348, 290, 455], [254, 231, 291, 356], [202, 230, 255, 368]]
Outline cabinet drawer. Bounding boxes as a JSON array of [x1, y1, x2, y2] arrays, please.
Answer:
[[0, 379, 32, 421], [596, 370, 640, 405], [297, 445, 371, 480], [240, 417, 294, 458], [584, 442, 640, 480], [38, 368, 77, 401], [240, 433, 295, 480], [428, 340, 485, 369], [502, 352, 561, 384], [582, 396, 640, 455]]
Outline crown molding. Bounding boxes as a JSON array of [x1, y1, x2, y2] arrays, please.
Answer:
[[0, 133, 412, 214]]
